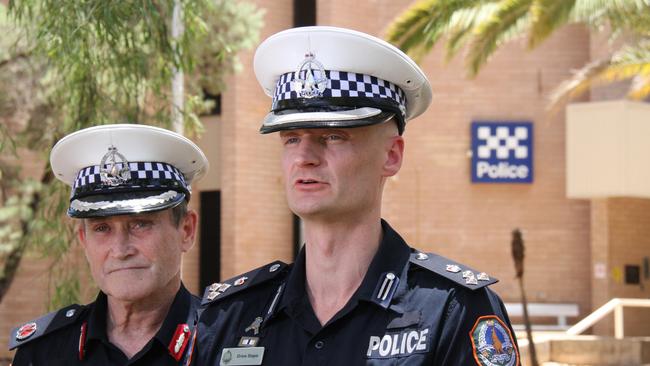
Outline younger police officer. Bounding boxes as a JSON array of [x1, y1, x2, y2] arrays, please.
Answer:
[[195, 27, 520, 366], [9, 124, 208, 365]]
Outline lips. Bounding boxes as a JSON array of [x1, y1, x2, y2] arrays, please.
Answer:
[[107, 266, 148, 274], [293, 177, 329, 191]]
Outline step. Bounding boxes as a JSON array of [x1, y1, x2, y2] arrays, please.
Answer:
[[518, 335, 650, 365]]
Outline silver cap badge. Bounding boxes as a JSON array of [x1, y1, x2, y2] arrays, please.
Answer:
[[99, 146, 131, 186], [293, 52, 328, 99]]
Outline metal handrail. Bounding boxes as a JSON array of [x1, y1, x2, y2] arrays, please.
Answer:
[[566, 298, 650, 339]]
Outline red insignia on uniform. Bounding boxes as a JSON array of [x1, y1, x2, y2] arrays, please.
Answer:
[[79, 321, 88, 360], [168, 323, 191, 361], [182, 329, 198, 366], [16, 322, 37, 341]]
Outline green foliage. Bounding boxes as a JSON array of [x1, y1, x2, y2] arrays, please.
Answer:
[[386, 0, 650, 102], [467, 0, 533, 75], [192, 0, 264, 96], [385, 0, 491, 61], [0, 0, 263, 308]]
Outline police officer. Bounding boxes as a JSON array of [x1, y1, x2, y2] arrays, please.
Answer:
[[9, 124, 208, 365], [194, 27, 520, 366]]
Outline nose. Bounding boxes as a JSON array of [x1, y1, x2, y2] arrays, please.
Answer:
[[110, 228, 137, 260], [294, 138, 321, 167]]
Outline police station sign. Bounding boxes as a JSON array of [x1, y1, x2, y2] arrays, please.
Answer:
[[471, 122, 533, 183]]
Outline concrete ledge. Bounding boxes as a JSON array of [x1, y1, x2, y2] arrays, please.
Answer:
[[519, 336, 650, 366]]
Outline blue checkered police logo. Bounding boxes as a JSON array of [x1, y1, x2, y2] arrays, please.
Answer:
[[471, 122, 533, 183]]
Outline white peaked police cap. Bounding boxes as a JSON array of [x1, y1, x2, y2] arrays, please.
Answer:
[[254, 26, 433, 135], [50, 124, 208, 218]]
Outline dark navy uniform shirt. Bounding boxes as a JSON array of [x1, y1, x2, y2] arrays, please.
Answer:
[[195, 221, 520, 366], [10, 284, 199, 366]]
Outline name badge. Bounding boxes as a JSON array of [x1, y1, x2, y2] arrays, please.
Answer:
[[220, 347, 265, 366]]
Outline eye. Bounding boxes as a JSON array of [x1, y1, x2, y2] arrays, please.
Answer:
[[93, 223, 110, 233], [323, 134, 345, 142], [283, 136, 300, 145], [131, 220, 153, 230]]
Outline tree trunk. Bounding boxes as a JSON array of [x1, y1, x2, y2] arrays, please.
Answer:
[[518, 276, 539, 366]]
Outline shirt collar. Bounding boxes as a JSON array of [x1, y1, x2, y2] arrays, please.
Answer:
[[86, 284, 195, 347], [353, 219, 412, 306], [276, 219, 412, 316]]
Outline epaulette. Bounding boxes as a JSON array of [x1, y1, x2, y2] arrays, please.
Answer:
[[8, 303, 85, 350], [201, 260, 288, 306], [409, 251, 498, 290]]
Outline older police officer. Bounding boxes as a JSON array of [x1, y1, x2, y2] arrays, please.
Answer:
[[9, 124, 208, 365], [195, 27, 519, 366]]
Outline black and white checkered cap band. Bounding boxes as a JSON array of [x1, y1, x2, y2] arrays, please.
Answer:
[[273, 70, 407, 115], [73, 162, 187, 191]]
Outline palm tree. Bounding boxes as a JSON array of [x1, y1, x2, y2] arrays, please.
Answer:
[[385, 0, 650, 106]]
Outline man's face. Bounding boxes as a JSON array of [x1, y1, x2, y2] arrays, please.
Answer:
[[280, 123, 404, 221], [78, 208, 197, 302]]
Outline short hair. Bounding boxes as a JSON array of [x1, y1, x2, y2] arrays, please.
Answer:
[[170, 200, 188, 227]]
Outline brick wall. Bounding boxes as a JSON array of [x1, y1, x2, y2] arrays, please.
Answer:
[[600, 198, 650, 336], [218, 0, 294, 280], [315, 1, 592, 316]]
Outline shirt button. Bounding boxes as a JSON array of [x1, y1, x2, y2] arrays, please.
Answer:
[[314, 340, 324, 349]]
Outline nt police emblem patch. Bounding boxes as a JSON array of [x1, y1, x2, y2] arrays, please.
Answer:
[[470, 316, 519, 366]]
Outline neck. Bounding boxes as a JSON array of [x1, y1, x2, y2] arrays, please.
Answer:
[[105, 276, 181, 358], [303, 214, 383, 326]]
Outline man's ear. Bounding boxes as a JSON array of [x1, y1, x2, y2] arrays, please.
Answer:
[[382, 135, 404, 177], [77, 220, 87, 248], [179, 210, 198, 252]]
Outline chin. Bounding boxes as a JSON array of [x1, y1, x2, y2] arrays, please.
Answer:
[[101, 273, 159, 302], [104, 283, 157, 302]]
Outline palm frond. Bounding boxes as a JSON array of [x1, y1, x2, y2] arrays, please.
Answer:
[[570, 0, 650, 32], [385, 0, 490, 59], [628, 74, 650, 99], [467, 0, 534, 76], [444, 3, 500, 61], [529, 0, 576, 48], [548, 59, 610, 108], [386, 0, 437, 45], [549, 42, 650, 106]]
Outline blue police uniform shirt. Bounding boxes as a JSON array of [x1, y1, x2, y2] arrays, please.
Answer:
[[10, 284, 199, 366], [195, 220, 520, 366]]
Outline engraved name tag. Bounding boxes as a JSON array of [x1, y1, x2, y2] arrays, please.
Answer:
[[220, 347, 265, 366]]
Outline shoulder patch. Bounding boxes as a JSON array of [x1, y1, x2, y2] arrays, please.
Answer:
[[201, 260, 288, 306], [470, 315, 520, 366], [9, 303, 85, 350], [409, 251, 498, 290]]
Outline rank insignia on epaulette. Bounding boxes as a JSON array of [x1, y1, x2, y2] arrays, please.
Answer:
[[201, 261, 289, 307], [207, 283, 231, 301], [15, 323, 37, 341], [9, 304, 85, 351], [234, 276, 248, 286], [446, 264, 461, 273], [409, 251, 498, 290]]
